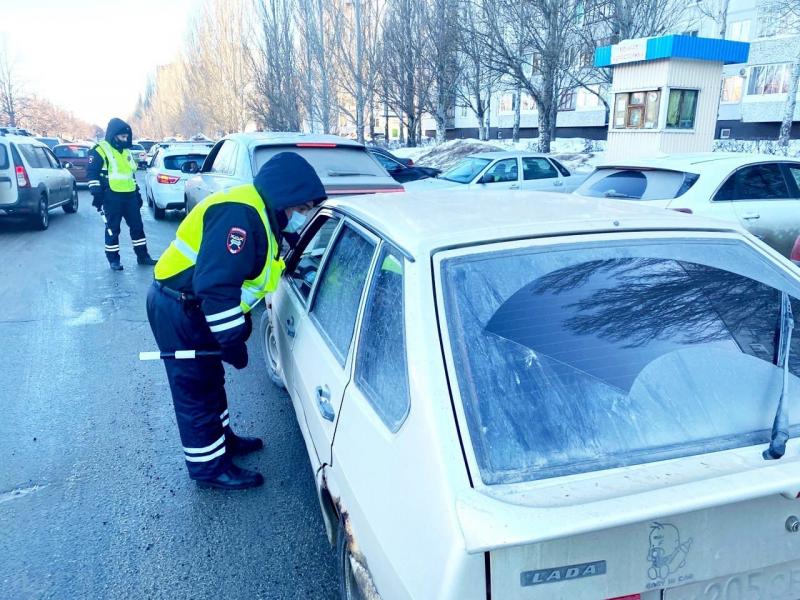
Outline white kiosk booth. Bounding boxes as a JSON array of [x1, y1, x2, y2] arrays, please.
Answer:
[[595, 35, 749, 160]]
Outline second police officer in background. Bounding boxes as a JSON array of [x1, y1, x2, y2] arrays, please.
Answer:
[[146, 153, 327, 490], [87, 117, 157, 270]]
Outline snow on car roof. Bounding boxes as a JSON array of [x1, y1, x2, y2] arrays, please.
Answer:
[[596, 152, 795, 173], [325, 190, 743, 258], [226, 132, 365, 149]]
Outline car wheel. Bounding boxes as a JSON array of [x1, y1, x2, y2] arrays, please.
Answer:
[[63, 186, 79, 213], [259, 309, 286, 389], [32, 194, 49, 230], [153, 203, 166, 220], [146, 190, 153, 207], [337, 514, 367, 600]]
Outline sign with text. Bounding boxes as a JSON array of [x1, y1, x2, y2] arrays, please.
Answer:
[[611, 38, 648, 65]]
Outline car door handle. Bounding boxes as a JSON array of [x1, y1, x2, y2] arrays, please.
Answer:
[[285, 316, 295, 338], [315, 385, 335, 421], [553, 180, 564, 186], [509, 184, 519, 190], [742, 212, 760, 220]]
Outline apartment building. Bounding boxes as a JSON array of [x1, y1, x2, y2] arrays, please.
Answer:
[[439, 0, 799, 142]]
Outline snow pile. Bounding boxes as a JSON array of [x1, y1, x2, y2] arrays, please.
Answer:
[[410, 139, 503, 170], [713, 139, 800, 157]]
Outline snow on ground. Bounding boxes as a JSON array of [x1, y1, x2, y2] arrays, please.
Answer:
[[713, 138, 800, 157], [392, 137, 606, 173]]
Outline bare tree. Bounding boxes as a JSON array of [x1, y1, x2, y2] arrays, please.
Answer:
[[768, 0, 800, 150], [477, 0, 579, 152], [379, 0, 428, 146], [696, 0, 730, 38], [0, 44, 25, 128], [250, 0, 302, 130], [296, 0, 336, 133]]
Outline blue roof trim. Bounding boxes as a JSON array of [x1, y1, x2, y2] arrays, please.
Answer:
[[594, 35, 749, 68]]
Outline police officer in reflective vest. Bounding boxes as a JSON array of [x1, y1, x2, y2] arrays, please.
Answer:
[[87, 118, 156, 270], [146, 153, 326, 489]]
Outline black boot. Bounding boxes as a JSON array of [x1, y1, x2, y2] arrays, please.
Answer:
[[228, 434, 264, 457], [195, 463, 264, 490], [137, 255, 157, 266], [109, 261, 124, 271]]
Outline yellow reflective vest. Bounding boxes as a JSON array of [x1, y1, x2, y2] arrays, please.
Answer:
[[94, 140, 137, 193], [154, 184, 284, 313]]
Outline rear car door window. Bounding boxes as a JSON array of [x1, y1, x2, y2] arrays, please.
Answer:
[[0, 145, 8, 170], [355, 247, 409, 431], [483, 158, 518, 183], [289, 216, 341, 301], [18, 144, 46, 168], [715, 163, 790, 201], [786, 164, 800, 197], [522, 157, 558, 180], [42, 148, 61, 169], [310, 224, 377, 364], [550, 158, 571, 177]]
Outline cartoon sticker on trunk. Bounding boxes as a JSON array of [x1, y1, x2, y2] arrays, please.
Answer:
[[647, 522, 693, 582]]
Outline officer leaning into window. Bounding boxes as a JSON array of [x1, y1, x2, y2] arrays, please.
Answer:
[[146, 153, 326, 490], [87, 118, 156, 271]]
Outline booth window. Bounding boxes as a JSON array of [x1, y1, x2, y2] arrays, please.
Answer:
[[613, 90, 660, 129], [666, 89, 698, 129]]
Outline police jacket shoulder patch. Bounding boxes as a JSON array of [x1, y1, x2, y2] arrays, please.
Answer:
[[227, 227, 247, 254]]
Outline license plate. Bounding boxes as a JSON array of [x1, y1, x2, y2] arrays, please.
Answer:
[[665, 560, 800, 600]]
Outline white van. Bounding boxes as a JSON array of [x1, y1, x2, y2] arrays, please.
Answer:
[[0, 132, 78, 230]]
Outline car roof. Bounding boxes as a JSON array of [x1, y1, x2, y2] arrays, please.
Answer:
[[324, 190, 744, 258], [0, 134, 47, 147], [467, 150, 551, 160], [224, 132, 365, 149], [53, 142, 91, 148], [159, 144, 212, 156], [596, 152, 798, 173]]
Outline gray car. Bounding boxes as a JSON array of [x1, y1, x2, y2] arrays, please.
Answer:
[[183, 132, 403, 212], [0, 132, 78, 230]]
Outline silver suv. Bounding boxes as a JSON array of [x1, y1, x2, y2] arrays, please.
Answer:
[[0, 133, 79, 230], [183, 133, 403, 212]]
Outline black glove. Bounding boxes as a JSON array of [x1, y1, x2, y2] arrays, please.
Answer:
[[221, 342, 248, 370], [91, 189, 104, 212]]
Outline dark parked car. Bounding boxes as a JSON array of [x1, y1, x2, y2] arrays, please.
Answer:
[[53, 143, 91, 184], [368, 145, 415, 167], [36, 137, 62, 149], [367, 147, 440, 183]]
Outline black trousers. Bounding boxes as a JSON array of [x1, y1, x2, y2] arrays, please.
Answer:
[[146, 282, 231, 479], [103, 191, 149, 262]]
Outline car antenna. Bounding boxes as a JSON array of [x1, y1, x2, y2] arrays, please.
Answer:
[[763, 291, 794, 460]]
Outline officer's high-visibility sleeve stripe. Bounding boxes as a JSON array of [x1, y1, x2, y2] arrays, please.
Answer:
[[209, 316, 245, 333], [184, 446, 226, 463], [221, 418, 230, 428], [206, 307, 242, 323], [88, 180, 101, 187], [220, 409, 229, 420], [183, 434, 225, 455]]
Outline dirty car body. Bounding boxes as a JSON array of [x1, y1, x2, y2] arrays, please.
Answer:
[[266, 190, 800, 599]]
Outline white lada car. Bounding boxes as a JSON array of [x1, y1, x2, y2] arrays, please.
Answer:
[[260, 190, 800, 600]]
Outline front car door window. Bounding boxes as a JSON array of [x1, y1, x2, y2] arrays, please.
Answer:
[[209, 140, 237, 175], [480, 158, 519, 184], [289, 216, 342, 301]]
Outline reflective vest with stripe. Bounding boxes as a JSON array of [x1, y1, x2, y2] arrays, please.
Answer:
[[154, 184, 284, 313], [95, 141, 137, 192]]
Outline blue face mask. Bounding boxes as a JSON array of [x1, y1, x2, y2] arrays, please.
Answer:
[[283, 211, 307, 233]]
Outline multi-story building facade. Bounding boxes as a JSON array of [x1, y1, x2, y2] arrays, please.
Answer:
[[436, 0, 799, 142]]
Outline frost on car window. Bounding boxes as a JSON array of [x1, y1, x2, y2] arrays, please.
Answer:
[[441, 240, 800, 485], [312, 225, 376, 364], [356, 249, 409, 431], [290, 217, 340, 301]]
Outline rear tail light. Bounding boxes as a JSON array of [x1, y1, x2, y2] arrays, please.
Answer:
[[670, 208, 693, 214], [15, 165, 30, 188], [157, 173, 180, 184], [791, 237, 800, 264]]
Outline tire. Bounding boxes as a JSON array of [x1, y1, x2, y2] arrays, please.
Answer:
[[153, 203, 166, 220], [259, 309, 286, 389], [31, 194, 49, 230], [146, 190, 153, 207], [63, 186, 79, 213], [337, 515, 366, 600]]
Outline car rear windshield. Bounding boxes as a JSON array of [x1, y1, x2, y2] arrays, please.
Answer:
[[253, 145, 386, 178], [54, 145, 89, 159], [440, 158, 492, 183], [440, 239, 800, 485], [130, 145, 145, 151], [0, 145, 8, 169], [576, 168, 699, 200], [164, 154, 207, 171]]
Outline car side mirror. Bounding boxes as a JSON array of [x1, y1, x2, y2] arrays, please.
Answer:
[[62, 162, 73, 169], [181, 161, 199, 174]]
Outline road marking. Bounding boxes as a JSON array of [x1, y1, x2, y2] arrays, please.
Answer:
[[0, 484, 47, 504]]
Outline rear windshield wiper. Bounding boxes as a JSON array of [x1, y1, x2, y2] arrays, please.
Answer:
[[327, 171, 376, 177], [764, 291, 795, 460]]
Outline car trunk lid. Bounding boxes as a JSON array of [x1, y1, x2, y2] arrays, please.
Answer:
[[456, 443, 800, 599], [0, 143, 15, 205]]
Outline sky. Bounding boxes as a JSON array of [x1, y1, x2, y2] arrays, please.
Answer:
[[1, 0, 194, 127]]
